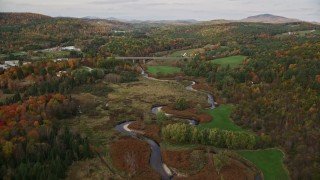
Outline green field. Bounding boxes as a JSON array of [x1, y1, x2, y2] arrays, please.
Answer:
[[211, 55, 246, 68], [0, 51, 70, 60], [237, 149, 289, 180], [297, 30, 314, 36], [298, 30, 320, 36], [169, 48, 198, 57], [147, 65, 181, 76], [198, 104, 245, 132]]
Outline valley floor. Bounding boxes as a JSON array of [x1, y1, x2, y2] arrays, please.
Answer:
[[64, 71, 288, 179]]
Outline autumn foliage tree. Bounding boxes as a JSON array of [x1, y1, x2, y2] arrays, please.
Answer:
[[0, 94, 92, 179]]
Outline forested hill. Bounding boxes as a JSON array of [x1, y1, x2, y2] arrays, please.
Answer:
[[181, 25, 320, 178], [1, 12, 319, 59], [0, 12, 52, 24], [241, 14, 300, 23], [0, 13, 131, 54]]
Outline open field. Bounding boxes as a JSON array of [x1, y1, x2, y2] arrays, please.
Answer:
[[146, 59, 184, 67], [108, 77, 208, 114], [147, 65, 181, 76], [0, 50, 70, 60], [211, 55, 246, 68], [197, 104, 245, 132], [237, 149, 289, 180]]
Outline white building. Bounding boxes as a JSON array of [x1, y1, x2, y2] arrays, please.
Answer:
[[4, 60, 19, 67]]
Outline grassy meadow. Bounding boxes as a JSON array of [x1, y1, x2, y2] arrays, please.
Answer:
[[211, 55, 246, 68], [197, 104, 244, 132], [147, 65, 181, 76], [237, 149, 289, 180]]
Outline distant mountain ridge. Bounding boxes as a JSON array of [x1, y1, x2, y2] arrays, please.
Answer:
[[82, 16, 101, 19], [87, 14, 306, 25], [1, 12, 316, 25], [82, 16, 199, 25], [241, 14, 300, 23], [124, 19, 199, 25]]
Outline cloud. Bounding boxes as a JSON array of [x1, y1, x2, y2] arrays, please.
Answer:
[[89, 0, 139, 5], [307, 12, 320, 16], [144, 3, 168, 6], [299, 7, 313, 11]]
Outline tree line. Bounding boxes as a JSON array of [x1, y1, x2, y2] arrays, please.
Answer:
[[162, 123, 256, 149]]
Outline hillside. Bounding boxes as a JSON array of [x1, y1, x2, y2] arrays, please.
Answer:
[[0, 12, 52, 24], [0, 13, 131, 54]]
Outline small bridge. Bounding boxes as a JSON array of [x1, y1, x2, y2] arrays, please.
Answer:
[[115, 56, 192, 64]]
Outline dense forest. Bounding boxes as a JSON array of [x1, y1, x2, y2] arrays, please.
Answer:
[[1, 12, 320, 179], [181, 28, 320, 179]]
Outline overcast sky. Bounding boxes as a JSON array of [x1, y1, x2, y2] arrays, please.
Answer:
[[0, 0, 319, 22]]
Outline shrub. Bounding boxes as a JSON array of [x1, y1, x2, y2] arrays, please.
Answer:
[[213, 152, 229, 174], [156, 111, 167, 123], [91, 68, 105, 79], [120, 71, 138, 83], [173, 98, 188, 110], [105, 73, 121, 83], [195, 104, 202, 114]]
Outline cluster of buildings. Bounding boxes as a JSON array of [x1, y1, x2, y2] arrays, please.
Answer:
[[0, 60, 31, 70], [0, 59, 70, 78], [0, 45, 81, 72], [0, 60, 20, 70]]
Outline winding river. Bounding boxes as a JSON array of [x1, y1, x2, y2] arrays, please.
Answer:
[[115, 68, 216, 179], [115, 121, 170, 179]]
